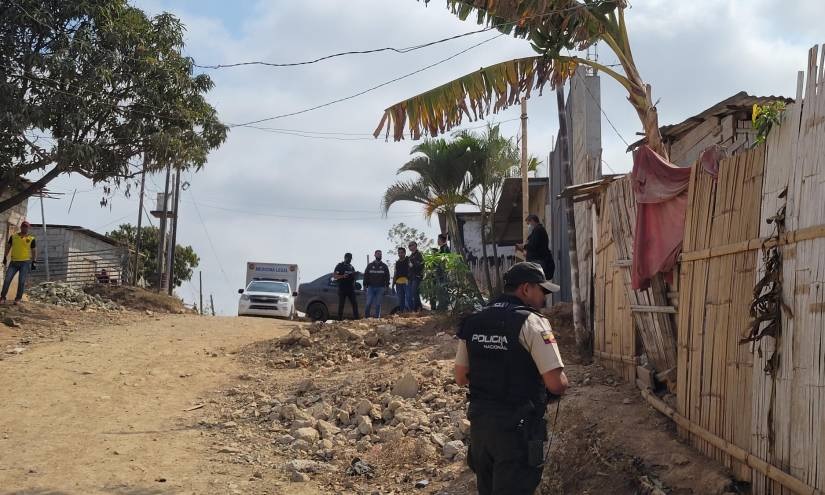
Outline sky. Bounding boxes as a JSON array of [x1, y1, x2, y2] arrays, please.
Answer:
[[30, 0, 823, 314]]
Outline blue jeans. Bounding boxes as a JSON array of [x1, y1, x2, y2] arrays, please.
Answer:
[[395, 284, 408, 312], [1, 261, 31, 301], [406, 277, 422, 311], [365, 286, 385, 318]]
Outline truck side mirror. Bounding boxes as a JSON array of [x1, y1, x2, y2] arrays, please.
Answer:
[[238, 289, 244, 294], [292, 291, 298, 297]]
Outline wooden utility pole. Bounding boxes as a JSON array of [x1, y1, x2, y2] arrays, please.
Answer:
[[520, 98, 529, 249], [199, 271, 204, 316], [133, 161, 146, 285], [38, 192, 50, 281], [167, 168, 181, 296], [210, 294, 215, 316], [557, 88, 591, 359], [156, 165, 171, 291]]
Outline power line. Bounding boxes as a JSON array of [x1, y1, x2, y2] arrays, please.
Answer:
[[574, 68, 629, 147], [601, 157, 618, 174], [229, 34, 503, 128], [191, 197, 415, 215], [186, 201, 421, 221], [243, 127, 376, 141], [192, 4, 604, 70], [188, 190, 231, 285], [194, 27, 496, 69]]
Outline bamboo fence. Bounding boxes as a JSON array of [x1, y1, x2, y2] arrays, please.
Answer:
[[593, 190, 636, 381], [749, 45, 825, 495], [676, 145, 765, 479], [673, 44, 825, 494], [604, 177, 679, 382]]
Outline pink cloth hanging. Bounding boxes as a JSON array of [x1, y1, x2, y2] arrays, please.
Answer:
[[631, 145, 693, 290]]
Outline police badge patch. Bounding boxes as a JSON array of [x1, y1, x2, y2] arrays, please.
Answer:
[[540, 329, 556, 344]]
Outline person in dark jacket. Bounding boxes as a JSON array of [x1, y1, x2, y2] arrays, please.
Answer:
[[334, 253, 359, 320], [363, 250, 390, 318], [407, 241, 424, 311], [437, 233, 451, 253], [393, 247, 410, 313], [516, 214, 555, 280], [455, 262, 568, 495]]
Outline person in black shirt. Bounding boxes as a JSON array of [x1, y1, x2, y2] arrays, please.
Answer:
[[334, 253, 359, 320], [363, 250, 391, 318], [516, 214, 555, 280], [438, 233, 451, 254], [393, 247, 410, 312], [407, 242, 424, 311]]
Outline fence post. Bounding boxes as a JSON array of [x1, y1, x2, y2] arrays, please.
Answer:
[[199, 271, 203, 316], [39, 193, 50, 281]]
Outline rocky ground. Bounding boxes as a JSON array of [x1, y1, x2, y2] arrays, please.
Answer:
[[0, 282, 186, 361], [28, 281, 125, 311], [198, 310, 741, 495]]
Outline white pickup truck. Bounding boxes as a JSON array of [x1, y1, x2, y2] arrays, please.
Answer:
[[237, 262, 299, 319]]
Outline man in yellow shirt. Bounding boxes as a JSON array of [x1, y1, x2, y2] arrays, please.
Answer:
[[1, 221, 37, 305]]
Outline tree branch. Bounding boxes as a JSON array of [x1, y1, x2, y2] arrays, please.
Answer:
[[0, 165, 64, 213]]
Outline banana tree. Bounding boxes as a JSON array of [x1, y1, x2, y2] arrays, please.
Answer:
[[382, 138, 479, 255], [374, 0, 667, 158]]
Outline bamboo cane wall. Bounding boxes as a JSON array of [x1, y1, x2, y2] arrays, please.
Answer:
[[605, 177, 679, 378], [750, 45, 825, 495], [593, 191, 636, 381], [674, 45, 825, 494], [676, 145, 765, 481]]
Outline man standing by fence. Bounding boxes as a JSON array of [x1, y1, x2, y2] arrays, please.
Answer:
[[394, 247, 410, 313], [517, 214, 555, 280], [364, 250, 390, 318], [1, 221, 36, 305]]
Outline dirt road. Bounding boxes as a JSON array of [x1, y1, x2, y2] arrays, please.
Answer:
[[0, 314, 294, 495]]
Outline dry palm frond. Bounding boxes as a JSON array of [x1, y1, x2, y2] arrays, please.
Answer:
[[375, 56, 575, 141]]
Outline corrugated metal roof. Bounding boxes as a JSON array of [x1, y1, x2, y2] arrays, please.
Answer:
[[628, 91, 794, 151], [29, 224, 124, 247]]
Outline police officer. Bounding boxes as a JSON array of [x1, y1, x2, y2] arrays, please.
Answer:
[[333, 253, 359, 320], [454, 262, 568, 495]]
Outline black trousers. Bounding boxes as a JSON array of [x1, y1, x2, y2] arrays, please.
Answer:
[[468, 414, 545, 495], [337, 290, 359, 319]]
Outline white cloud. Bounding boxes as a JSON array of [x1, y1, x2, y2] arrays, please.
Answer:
[[35, 0, 824, 313]]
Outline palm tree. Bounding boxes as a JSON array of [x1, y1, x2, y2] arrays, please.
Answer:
[[459, 125, 513, 294], [375, 0, 667, 158], [382, 138, 479, 255]]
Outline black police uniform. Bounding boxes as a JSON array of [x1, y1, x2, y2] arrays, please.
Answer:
[[458, 295, 549, 495], [334, 261, 359, 319]]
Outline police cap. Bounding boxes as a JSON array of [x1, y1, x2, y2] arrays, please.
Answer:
[[503, 262, 561, 294]]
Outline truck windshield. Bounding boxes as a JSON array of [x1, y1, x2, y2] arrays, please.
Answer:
[[247, 281, 290, 293]]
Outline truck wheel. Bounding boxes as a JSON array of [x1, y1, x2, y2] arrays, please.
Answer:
[[306, 302, 329, 322]]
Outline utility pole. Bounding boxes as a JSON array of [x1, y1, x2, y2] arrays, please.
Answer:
[[156, 165, 171, 291], [38, 192, 50, 281], [199, 271, 204, 316], [167, 168, 181, 296], [557, 88, 590, 359], [133, 159, 147, 285], [520, 97, 529, 250], [210, 294, 215, 316]]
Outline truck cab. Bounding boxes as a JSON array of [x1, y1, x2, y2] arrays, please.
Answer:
[[237, 280, 296, 319]]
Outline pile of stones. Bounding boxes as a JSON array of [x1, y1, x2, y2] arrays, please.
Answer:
[[28, 282, 123, 311]]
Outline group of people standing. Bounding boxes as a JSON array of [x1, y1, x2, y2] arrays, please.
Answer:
[[332, 234, 451, 320]]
